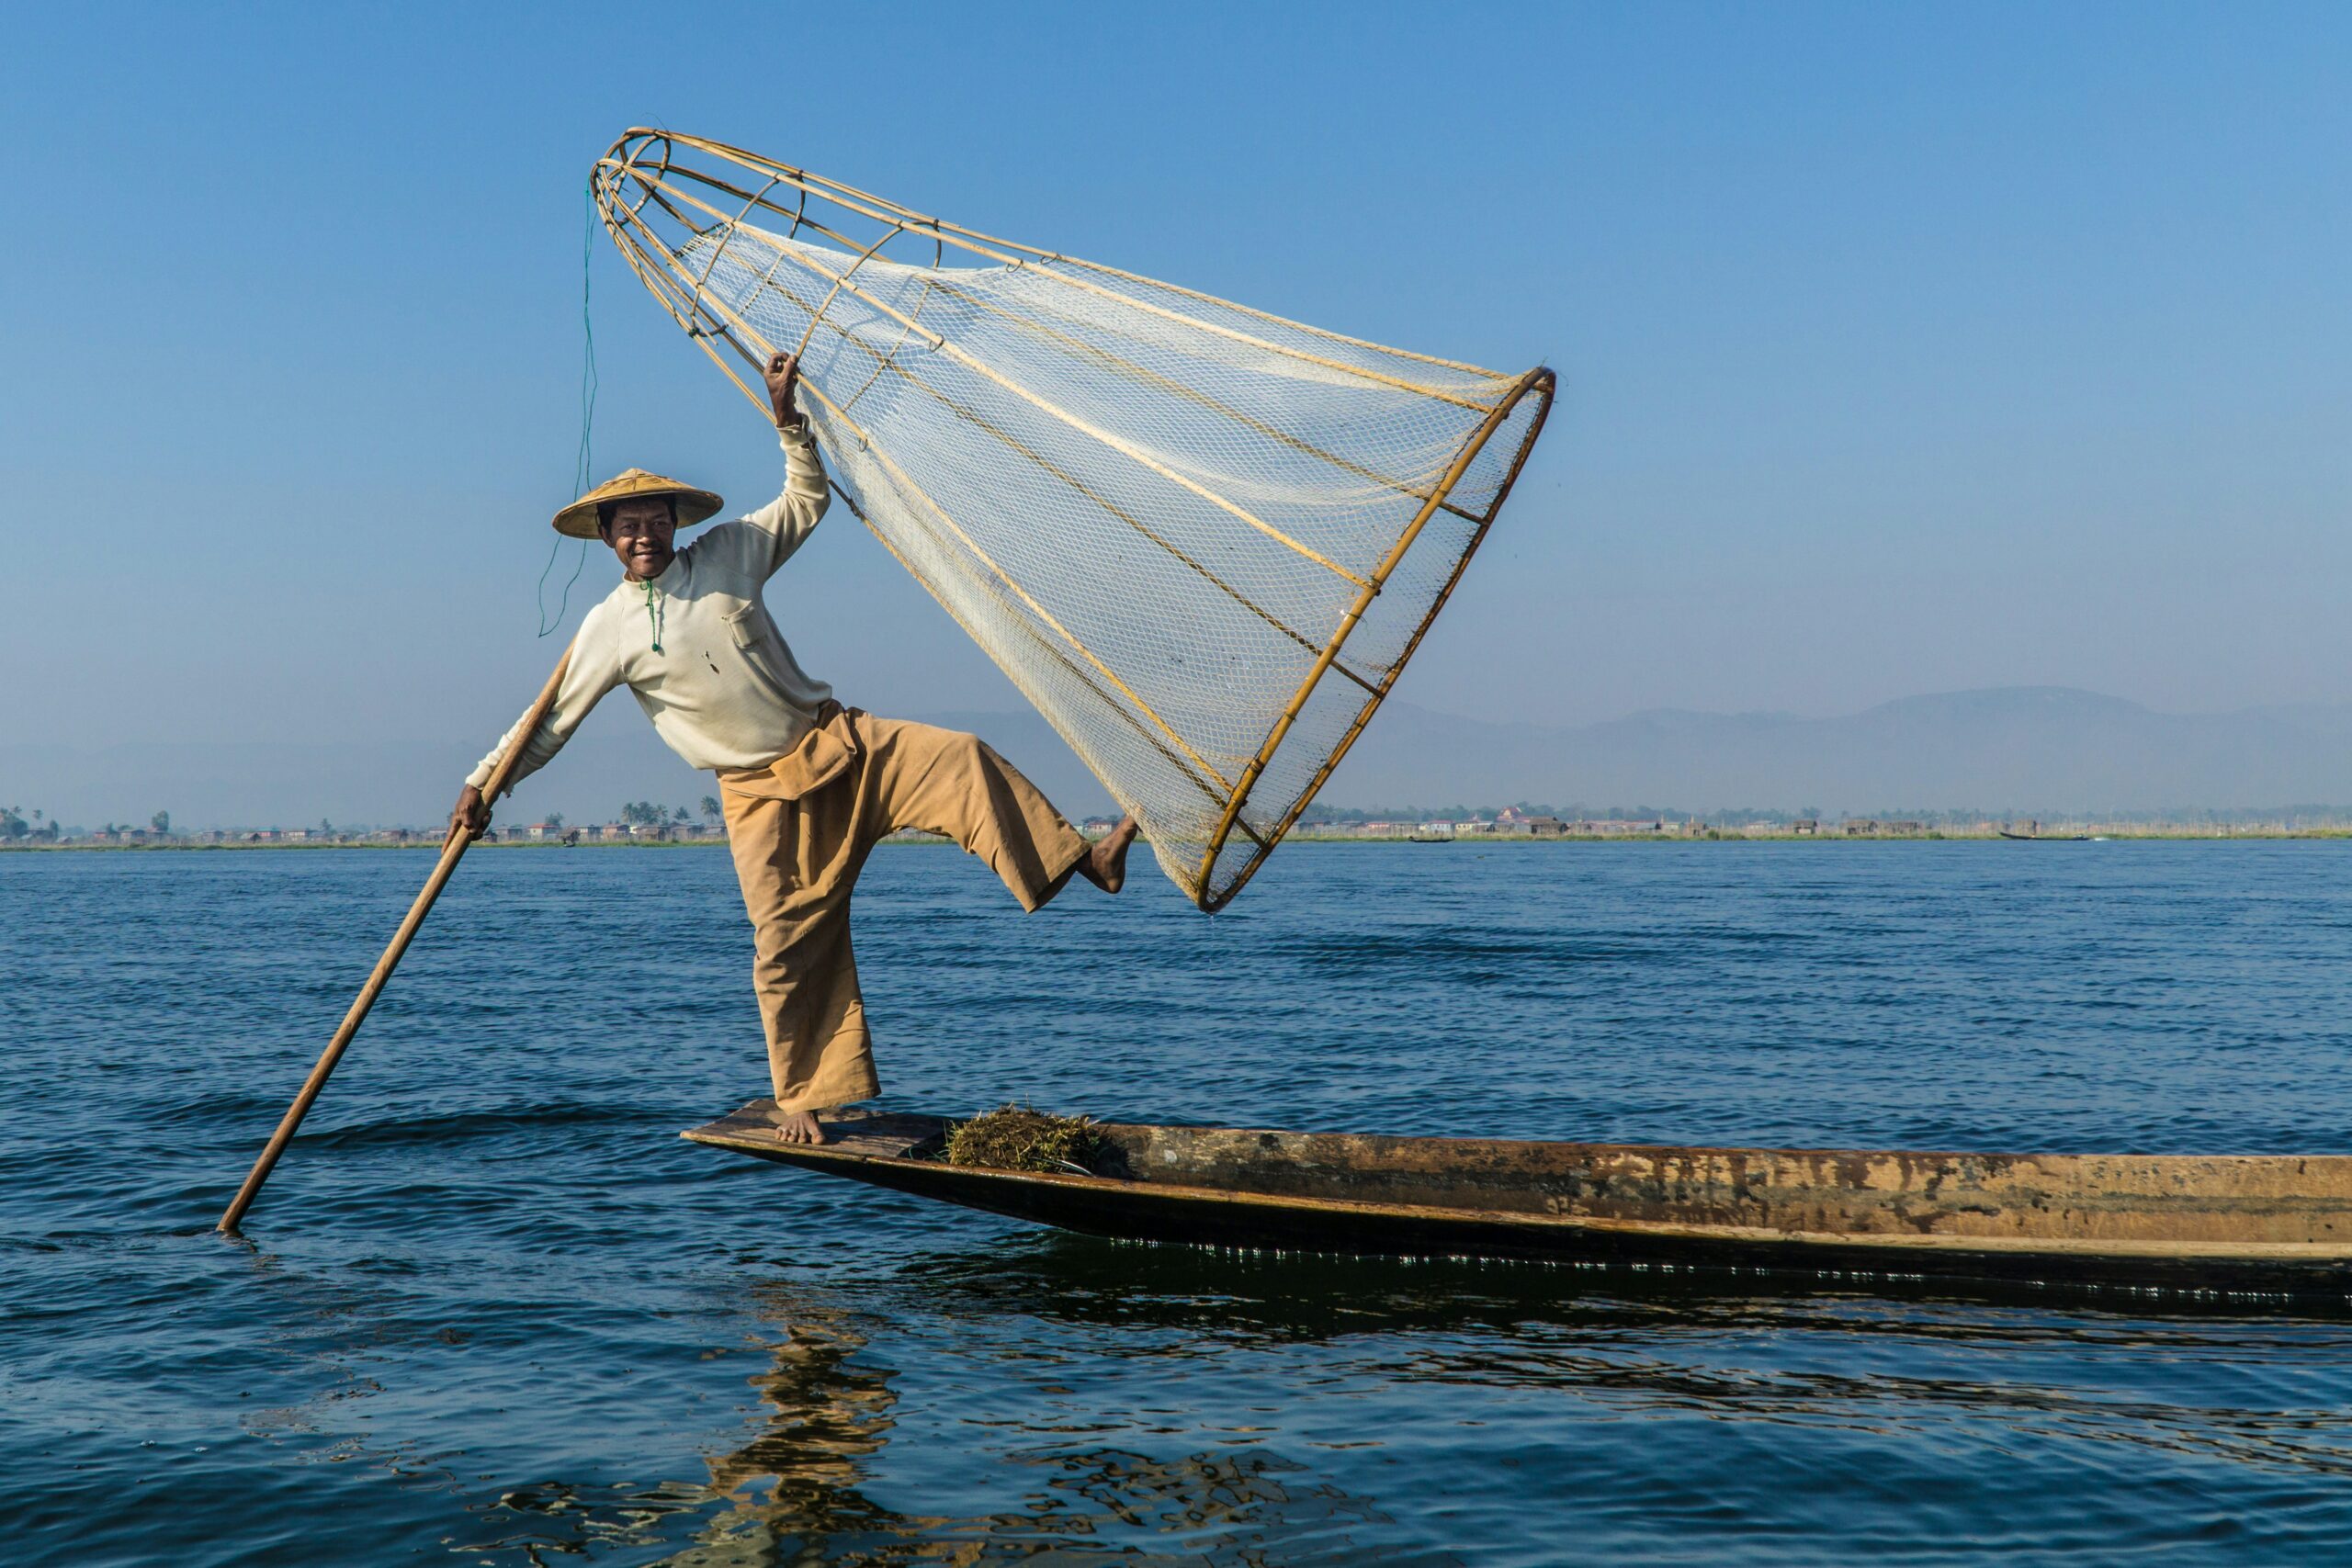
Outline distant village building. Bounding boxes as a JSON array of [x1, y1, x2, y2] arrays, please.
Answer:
[[1572, 818, 1668, 837], [1791, 818, 1819, 836]]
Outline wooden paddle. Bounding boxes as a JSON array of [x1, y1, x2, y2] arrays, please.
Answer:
[[216, 647, 574, 1234]]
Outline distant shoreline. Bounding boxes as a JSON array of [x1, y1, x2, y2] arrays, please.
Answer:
[[11, 829, 2352, 854]]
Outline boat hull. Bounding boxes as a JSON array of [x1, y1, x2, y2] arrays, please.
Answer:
[[683, 1104, 2352, 1297]]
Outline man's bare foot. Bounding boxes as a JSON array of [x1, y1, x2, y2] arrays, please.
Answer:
[[1078, 815, 1138, 894], [769, 1108, 828, 1145]]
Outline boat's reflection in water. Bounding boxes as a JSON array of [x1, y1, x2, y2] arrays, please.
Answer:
[[471, 1237, 2352, 1564]]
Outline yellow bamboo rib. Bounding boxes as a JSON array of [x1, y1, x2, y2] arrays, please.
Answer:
[[831, 274, 943, 420], [788, 223, 904, 361], [687, 172, 788, 303]]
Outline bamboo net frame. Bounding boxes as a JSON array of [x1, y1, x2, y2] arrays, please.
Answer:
[[592, 129, 1554, 909]]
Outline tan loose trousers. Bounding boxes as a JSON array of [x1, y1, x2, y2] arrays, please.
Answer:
[[717, 704, 1092, 1111]]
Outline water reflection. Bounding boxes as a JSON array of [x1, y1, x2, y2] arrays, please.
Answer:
[[455, 1235, 2352, 1564], [469, 1273, 1414, 1566]]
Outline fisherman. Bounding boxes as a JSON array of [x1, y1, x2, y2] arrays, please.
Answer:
[[452, 351, 1138, 1145]]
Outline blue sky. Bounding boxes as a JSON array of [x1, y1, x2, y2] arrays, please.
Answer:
[[6, 2, 2348, 774]]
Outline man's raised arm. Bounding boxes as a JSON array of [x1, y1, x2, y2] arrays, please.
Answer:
[[709, 351, 831, 581]]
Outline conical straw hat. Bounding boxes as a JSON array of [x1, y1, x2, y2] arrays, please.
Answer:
[[552, 468, 725, 538]]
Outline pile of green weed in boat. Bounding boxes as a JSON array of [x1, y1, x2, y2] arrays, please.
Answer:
[[940, 1105, 1101, 1172]]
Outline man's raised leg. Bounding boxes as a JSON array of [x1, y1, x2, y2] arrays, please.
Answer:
[[858, 716, 1127, 910]]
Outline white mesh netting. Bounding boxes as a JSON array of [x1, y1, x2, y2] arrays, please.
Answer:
[[595, 131, 1552, 908]]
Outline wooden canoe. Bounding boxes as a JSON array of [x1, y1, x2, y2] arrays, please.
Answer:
[[683, 1101, 2352, 1298]]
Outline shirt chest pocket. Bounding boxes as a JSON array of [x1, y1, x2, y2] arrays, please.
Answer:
[[722, 603, 790, 695], [724, 604, 771, 652]]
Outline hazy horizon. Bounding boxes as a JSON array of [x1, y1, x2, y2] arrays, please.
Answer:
[[17, 683, 2352, 833]]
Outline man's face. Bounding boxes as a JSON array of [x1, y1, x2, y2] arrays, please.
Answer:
[[602, 497, 677, 580]]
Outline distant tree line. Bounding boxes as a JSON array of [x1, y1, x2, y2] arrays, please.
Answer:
[[616, 800, 717, 828]]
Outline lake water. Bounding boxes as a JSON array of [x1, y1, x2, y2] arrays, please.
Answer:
[[8, 840, 2352, 1564]]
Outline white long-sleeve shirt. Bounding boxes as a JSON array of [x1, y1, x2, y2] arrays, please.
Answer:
[[469, 423, 835, 794]]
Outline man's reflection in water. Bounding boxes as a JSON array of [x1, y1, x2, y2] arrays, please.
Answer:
[[684, 1293, 923, 1559], [662, 1280, 1399, 1566]]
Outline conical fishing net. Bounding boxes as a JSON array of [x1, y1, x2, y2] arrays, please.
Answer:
[[594, 130, 1554, 909]]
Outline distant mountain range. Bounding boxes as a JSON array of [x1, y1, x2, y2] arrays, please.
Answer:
[[9, 688, 2352, 829]]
